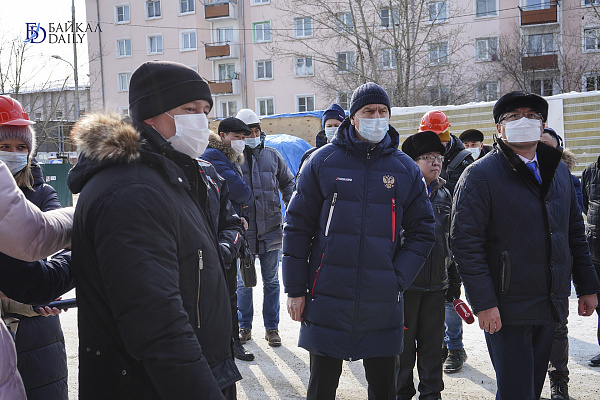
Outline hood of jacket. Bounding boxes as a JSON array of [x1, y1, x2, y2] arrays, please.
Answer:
[[207, 132, 244, 164], [561, 148, 577, 172], [332, 117, 400, 158]]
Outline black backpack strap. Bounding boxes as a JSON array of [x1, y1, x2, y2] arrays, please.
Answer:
[[447, 149, 471, 175]]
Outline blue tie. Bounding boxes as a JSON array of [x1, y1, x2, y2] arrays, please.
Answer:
[[526, 161, 542, 184]]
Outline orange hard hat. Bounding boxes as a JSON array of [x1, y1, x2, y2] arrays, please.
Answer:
[[0, 95, 35, 126], [419, 110, 449, 134]]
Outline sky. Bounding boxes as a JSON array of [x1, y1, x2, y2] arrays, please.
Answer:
[[0, 0, 89, 91]]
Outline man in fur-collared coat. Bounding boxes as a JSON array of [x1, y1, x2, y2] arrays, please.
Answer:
[[67, 61, 241, 400]]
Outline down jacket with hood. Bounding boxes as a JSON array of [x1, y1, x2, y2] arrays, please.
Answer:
[[583, 156, 600, 266], [282, 118, 436, 360], [66, 113, 240, 400], [242, 132, 295, 254], [451, 140, 600, 325]]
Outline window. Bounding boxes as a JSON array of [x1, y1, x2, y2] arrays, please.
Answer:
[[476, 37, 498, 61], [115, 4, 130, 23], [428, 86, 450, 105], [524, 0, 552, 10], [294, 17, 313, 38], [380, 8, 399, 28], [584, 73, 600, 91], [256, 97, 275, 116], [335, 12, 354, 32], [584, 28, 600, 52], [54, 111, 63, 120], [531, 78, 553, 96], [380, 48, 396, 69], [337, 91, 352, 110], [585, 0, 600, 4], [219, 63, 237, 80], [118, 72, 132, 92], [336, 51, 355, 72], [147, 34, 163, 54], [34, 112, 42, 121], [427, 1, 448, 22], [253, 21, 271, 43], [428, 42, 449, 65], [217, 27, 234, 43], [255, 59, 273, 80], [117, 38, 132, 57], [252, 0, 270, 4], [476, 0, 496, 17], [475, 82, 499, 101], [180, 0, 194, 14], [146, 1, 161, 18], [526, 33, 553, 56], [294, 56, 314, 77], [296, 95, 315, 112], [221, 101, 238, 118], [180, 30, 197, 51]]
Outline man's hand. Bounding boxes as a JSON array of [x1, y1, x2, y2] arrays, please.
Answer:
[[578, 294, 598, 316], [241, 217, 249, 231], [287, 296, 305, 322], [477, 306, 502, 334]]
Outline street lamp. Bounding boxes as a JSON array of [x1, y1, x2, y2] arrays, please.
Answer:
[[52, 55, 80, 123]]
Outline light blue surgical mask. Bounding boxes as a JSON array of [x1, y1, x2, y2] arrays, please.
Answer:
[[245, 136, 262, 149], [0, 151, 28, 175], [357, 117, 389, 143], [325, 126, 338, 141]]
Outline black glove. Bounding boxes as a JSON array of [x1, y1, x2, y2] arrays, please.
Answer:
[[219, 242, 234, 266], [445, 283, 461, 303]]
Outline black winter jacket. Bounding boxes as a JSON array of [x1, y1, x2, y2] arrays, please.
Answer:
[[441, 134, 474, 194], [451, 140, 600, 325], [583, 157, 600, 266], [408, 178, 453, 292], [67, 114, 240, 400], [2, 161, 70, 400]]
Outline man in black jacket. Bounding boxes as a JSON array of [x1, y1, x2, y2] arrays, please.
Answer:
[[451, 91, 599, 400], [67, 61, 241, 400], [582, 157, 600, 367]]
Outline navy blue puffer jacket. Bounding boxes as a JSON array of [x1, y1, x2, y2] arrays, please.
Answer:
[[451, 141, 600, 325], [283, 119, 436, 360]]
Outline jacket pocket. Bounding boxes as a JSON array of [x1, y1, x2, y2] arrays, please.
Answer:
[[324, 193, 338, 237], [500, 251, 511, 294], [196, 249, 203, 328], [311, 252, 325, 296]]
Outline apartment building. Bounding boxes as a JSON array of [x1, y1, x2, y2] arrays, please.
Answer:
[[84, 0, 600, 117]]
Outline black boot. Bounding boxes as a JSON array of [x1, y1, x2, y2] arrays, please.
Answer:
[[233, 339, 255, 361], [443, 348, 467, 373], [549, 371, 569, 400]]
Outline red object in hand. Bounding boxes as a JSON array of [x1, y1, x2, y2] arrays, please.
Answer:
[[453, 299, 475, 324]]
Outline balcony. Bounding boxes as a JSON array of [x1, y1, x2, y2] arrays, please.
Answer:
[[521, 53, 558, 70], [520, 2, 558, 26], [205, 42, 239, 59], [204, 1, 237, 20], [208, 79, 241, 95]]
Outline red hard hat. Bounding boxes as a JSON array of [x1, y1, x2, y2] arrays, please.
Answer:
[[0, 95, 35, 126], [419, 110, 449, 134]]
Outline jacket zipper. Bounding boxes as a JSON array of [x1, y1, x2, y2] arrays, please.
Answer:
[[324, 193, 338, 236], [392, 198, 396, 243], [196, 250, 203, 328], [311, 253, 325, 296], [500, 251, 511, 294]]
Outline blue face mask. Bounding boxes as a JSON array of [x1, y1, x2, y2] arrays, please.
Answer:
[[0, 151, 28, 175], [245, 136, 262, 149], [357, 117, 389, 143]]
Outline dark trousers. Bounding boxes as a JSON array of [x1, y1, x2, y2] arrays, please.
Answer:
[[225, 259, 240, 340], [548, 319, 569, 379], [396, 290, 445, 400], [307, 353, 396, 400], [485, 324, 554, 400], [222, 383, 237, 400]]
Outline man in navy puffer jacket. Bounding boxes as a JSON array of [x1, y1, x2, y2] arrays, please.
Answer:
[[283, 82, 436, 400]]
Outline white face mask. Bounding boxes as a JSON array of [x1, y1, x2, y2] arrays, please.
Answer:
[[230, 139, 245, 156], [325, 126, 338, 141], [245, 136, 261, 149], [357, 117, 389, 143], [0, 151, 28, 175], [466, 147, 481, 160], [503, 117, 542, 143], [164, 113, 210, 158]]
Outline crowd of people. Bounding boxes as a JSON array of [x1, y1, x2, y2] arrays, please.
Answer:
[[1, 60, 600, 400]]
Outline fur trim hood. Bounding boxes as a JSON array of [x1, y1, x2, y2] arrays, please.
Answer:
[[70, 113, 141, 163], [207, 132, 244, 164], [561, 148, 577, 172]]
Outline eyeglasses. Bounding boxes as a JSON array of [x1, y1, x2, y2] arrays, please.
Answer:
[[416, 155, 444, 164], [499, 112, 543, 124]]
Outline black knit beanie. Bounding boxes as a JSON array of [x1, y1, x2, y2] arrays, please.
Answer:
[[129, 61, 213, 121], [402, 130, 446, 160], [349, 82, 391, 117]]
